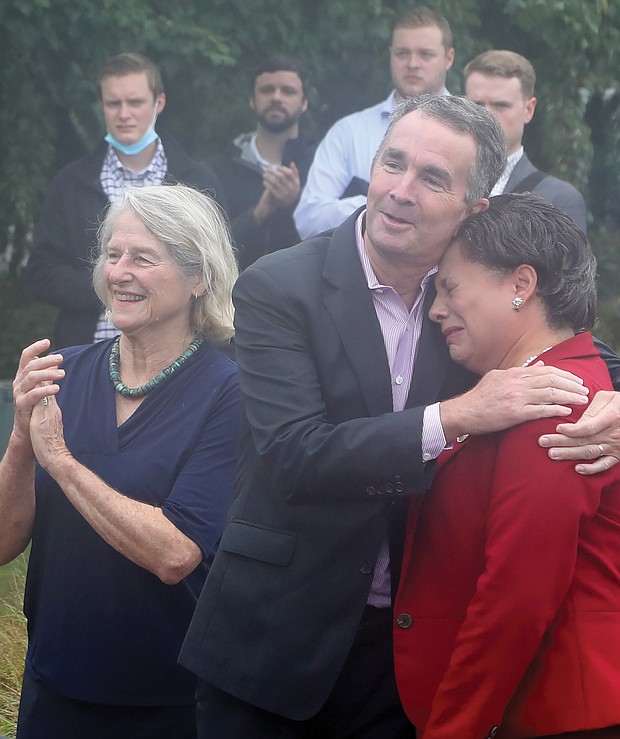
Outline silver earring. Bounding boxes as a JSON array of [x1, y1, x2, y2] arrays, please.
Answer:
[[512, 297, 524, 311]]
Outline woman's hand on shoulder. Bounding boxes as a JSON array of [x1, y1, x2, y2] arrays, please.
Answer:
[[539, 389, 620, 475]]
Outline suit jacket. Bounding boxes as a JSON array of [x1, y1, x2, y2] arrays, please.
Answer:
[[505, 152, 587, 232], [394, 333, 620, 739], [26, 132, 227, 349], [179, 209, 472, 720]]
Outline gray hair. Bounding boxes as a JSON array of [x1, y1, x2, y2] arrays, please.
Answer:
[[455, 193, 596, 332], [93, 184, 238, 341], [374, 94, 507, 202]]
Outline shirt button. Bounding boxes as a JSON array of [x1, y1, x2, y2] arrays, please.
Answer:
[[396, 613, 413, 629], [422, 452, 432, 462], [395, 375, 404, 385]]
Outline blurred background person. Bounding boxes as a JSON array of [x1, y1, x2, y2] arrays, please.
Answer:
[[1, 185, 240, 739], [395, 194, 620, 738], [208, 55, 315, 270], [26, 53, 227, 349], [294, 6, 454, 239], [464, 49, 587, 231]]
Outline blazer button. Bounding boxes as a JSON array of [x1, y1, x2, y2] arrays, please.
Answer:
[[384, 482, 394, 494], [366, 485, 376, 496], [394, 477, 405, 493], [486, 726, 499, 738], [360, 561, 374, 575], [396, 613, 413, 629]]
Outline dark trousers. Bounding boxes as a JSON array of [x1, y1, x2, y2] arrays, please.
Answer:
[[16, 668, 197, 739], [196, 606, 415, 738]]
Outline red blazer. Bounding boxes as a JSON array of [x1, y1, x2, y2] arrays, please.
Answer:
[[394, 332, 620, 739]]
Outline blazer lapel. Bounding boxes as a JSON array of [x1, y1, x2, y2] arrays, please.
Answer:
[[505, 152, 535, 193], [322, 212, 394, 417]]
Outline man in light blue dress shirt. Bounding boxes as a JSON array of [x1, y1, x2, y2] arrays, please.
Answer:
[[294, 6, 454, 239]]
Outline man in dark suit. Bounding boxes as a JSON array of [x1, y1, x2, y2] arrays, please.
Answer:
[[464, 49, 587, 231], [179, 96, 595, 737]]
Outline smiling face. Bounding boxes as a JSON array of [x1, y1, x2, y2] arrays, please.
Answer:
[[100, 72, 165, 146], [390, 25, 454, 99], [464, 71, 536, 155], [103, 208, 202, 341], [365, 110, 487, 275], [250, 70, 307, 134], [429, 239, 520, 374]]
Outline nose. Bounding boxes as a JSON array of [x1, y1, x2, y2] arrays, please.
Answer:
[[107, 253, 133, 283], [429, 292, 447, 324], [118, 102, 131, 118], [406, 53, 419, 68], [389, 171, 416, 206]]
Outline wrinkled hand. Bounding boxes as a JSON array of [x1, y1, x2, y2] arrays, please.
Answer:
[[440, 361, 589, 442], [539, 389, 620, 475], [12, 339, 64, 447], [30, 389, 71, 473]]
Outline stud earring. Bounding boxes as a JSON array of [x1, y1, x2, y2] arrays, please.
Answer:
[[512, 296, 524, 311]]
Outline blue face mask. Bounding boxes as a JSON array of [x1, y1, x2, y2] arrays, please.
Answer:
[[104, 106, 159, 156], [105, 127, 158, 156]]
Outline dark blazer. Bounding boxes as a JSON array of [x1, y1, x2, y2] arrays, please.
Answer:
[[505, 152, 587, 232], [26, 132, 227, 349], [179, 210, 472, 720]]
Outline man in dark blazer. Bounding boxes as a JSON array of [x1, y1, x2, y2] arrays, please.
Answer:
[[179, 96, 597, 737], [464, 49, 587, 232]]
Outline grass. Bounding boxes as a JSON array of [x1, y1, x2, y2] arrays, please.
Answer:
[[0, 555, 28, 739]]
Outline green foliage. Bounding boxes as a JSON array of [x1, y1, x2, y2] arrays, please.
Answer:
[[0, 277, 57, 379], [0, 0, 619, 361]]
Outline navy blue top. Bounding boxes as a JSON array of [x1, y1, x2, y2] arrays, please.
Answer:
[[24, 338, 240, 705]]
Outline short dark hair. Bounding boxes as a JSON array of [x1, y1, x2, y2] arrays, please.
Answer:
[[454, 193, 596, 332], [98, 52, 164, 99], [464, 50, 536, 99], [252, 55, 308, 97], [374, 94, 507, 203], [393, 6, 453, 51]]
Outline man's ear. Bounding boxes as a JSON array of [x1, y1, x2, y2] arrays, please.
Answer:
[[445, 47, 455, 72], [467, 197, 489, 216], [156, 93, 166, 115], [524, 96, 537, 125]]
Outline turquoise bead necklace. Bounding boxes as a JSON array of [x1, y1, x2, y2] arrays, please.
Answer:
[[108, 336, 203, 398]]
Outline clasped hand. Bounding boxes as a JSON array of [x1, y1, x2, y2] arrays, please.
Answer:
[[13, 338, 69, 470]]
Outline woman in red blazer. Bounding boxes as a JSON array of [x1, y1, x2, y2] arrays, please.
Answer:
[[394, 193, 620, 739]]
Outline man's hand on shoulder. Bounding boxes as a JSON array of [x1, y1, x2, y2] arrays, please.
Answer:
[[439, 361, 589, 443], [539, 389, 620, 475]]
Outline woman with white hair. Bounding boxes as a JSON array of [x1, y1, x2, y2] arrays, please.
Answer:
[[0, 184, 240, 738]]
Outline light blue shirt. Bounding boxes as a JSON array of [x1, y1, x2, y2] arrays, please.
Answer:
[[294, 92, 398, 239]]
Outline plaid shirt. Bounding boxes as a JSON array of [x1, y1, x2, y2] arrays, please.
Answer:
[[93, 140, 167, 341]]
